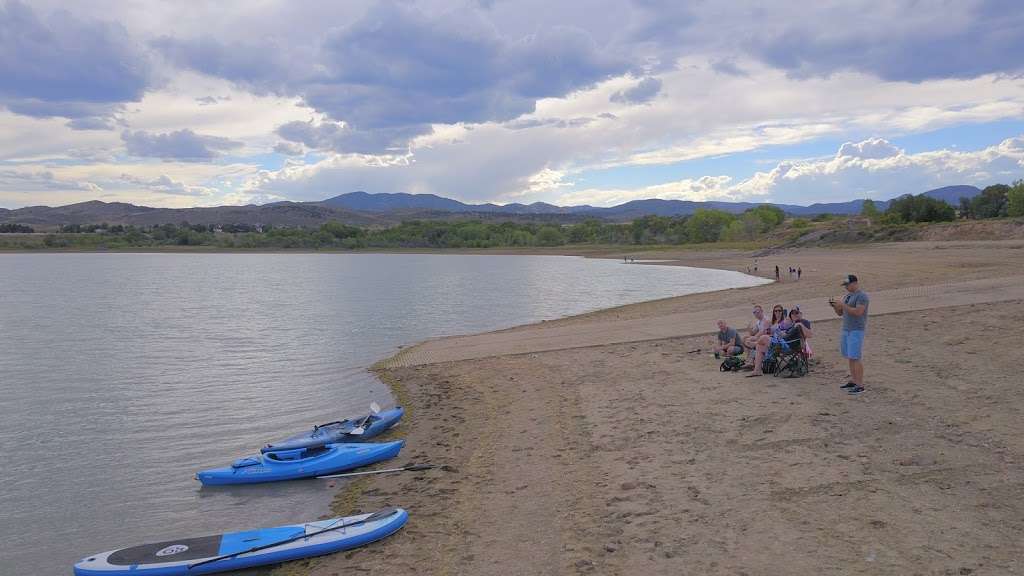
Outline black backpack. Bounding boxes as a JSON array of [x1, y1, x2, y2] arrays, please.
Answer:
[[719, 355, 746, 372]]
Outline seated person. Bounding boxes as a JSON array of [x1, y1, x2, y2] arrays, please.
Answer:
[[779, 307, 812, 349], [713, 320, 744, 358], [743, 305, 769, 351], [747, 308, 811, 376]]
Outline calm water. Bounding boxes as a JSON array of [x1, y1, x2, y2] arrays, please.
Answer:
[[0, 253, 767, 575]]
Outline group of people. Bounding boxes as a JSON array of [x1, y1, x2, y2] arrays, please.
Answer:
[[713, 274, 870, 394], [714, 303, 813, 374], [744, 262, 802, 281]]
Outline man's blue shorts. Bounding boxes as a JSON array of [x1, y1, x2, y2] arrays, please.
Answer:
[[840, 329, 865, 360]]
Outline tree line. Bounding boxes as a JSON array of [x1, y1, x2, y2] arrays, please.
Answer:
[[0, 223, 34, 233], [861, 181, 1024, 223], [8, 205, 788, 249]]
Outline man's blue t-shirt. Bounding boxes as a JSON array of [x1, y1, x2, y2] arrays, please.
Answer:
[[842, 290, 869, 331]]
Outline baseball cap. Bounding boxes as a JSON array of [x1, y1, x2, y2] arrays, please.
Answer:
[[840, 274, 858, 286]]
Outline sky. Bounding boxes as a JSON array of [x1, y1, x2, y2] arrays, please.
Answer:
[[1, 0, 1023, 209]]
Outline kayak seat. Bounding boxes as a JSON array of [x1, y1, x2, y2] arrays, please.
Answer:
[[265, 445, 331, 462]]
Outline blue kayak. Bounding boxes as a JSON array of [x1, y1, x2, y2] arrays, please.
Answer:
[[196, 441, 404, 485], [73, 507, 408, 575], [261, 406, 404, 453]]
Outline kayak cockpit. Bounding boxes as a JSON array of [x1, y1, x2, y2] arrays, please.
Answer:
[[263, 445, 332, 462]]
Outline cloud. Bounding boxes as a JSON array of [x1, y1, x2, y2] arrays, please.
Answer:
[[710, 59, 749, 77], [119, 173, 216, 196], [609, 77, 662, 104], [0, 168, 103, 195], [558, 175, 734, 207], [0, 1, 153, 122], [195, 95, 230, 106], [66, 117, 117, 131], [276, 119, 431, 154], [732, 136, 1024, 202], [121, 129, 243, 161], [836, 137, 901, 160], [563, 136, 1024, 207], [273, 141, 305, 156], [747, 0, 1024, 82], [156, 1, 630, 152]]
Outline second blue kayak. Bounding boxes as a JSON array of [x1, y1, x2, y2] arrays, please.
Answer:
[[261, 406, 404, 453], [196, 441, 404, 485]]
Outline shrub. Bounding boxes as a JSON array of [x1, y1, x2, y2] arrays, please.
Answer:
[[885, 194, 955, 223], [1008, 180, 1024, 218]]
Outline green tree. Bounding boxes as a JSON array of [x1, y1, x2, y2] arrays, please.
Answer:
[[860, 199, 880, 219], [746, 205, 785, 230], [885, 195, 955, 223], [967, 184, 1009, 219], [1007, 180, 1024, 217], [535, 225, 565, 246], [685, 209, 735, 243]]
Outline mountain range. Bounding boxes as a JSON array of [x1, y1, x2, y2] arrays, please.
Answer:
[[0, 185, 982, 229], [317, 185, 981, 219]]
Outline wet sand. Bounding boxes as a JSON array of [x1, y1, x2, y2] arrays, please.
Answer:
[[292, 241, 1024, 576]]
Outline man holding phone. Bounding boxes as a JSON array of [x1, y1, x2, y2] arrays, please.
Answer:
[[831, 274, 869, 394]]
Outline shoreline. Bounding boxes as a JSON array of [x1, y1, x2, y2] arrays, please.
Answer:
[[295, 239, 1024, 576]]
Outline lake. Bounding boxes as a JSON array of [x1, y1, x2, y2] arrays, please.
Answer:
[[0, 253, 767, 575]]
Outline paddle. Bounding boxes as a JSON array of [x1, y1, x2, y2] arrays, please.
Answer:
[[188, 508, 400, 570], [312, 419, 349, 433], [349, 402, 381, 436], [317, 463, 435, 479]]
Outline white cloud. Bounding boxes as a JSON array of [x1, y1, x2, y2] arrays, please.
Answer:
[[555, 136, 1024, 207], [4, 2, 1024, 210], [836, 137, 901, 160], [557, 175, 734, 207], [119, 173, 217, 196]]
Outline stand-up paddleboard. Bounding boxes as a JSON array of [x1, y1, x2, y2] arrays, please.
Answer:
[[197, 440, 404, 485], [73, 507, 408, 575], [262, 406, 404, 453]]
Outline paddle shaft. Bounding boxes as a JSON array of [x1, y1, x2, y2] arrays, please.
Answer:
[[187, 509, 399, 570], [318, 464, 434, 479]]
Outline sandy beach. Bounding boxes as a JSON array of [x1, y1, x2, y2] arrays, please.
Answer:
[[294, 240, 1024, 576]]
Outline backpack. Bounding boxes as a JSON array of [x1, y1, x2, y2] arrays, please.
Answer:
[[719, 355, 746, 372]]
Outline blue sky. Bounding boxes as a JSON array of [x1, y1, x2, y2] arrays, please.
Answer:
[[1, 0, 1023, 208]]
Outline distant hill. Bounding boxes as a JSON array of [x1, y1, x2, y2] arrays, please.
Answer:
[[0, 185, 985, 229], [919, 185, 981, 205], [0, 200, 388, 229], [320, 191, 471, 213]]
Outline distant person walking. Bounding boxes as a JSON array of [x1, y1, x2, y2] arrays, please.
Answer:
[[798, 267, 802, 280], [831, 274, 870, 394], [775, 265, 780, 281]]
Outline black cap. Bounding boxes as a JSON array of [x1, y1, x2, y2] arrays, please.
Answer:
[[840, 274, 858, 286]]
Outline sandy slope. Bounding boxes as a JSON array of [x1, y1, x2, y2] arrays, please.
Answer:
[[295, 241, 1024, 576]]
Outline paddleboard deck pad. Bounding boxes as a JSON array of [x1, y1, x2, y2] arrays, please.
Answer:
[[74, 508, 408, 575]]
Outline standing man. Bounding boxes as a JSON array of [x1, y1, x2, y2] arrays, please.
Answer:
[[831, 274, 869, 394], [775, 265, 780, 281]]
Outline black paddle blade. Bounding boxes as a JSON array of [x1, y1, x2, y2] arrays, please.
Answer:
[[363, 507, 400, 523], [405, 464, 435, 472]]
